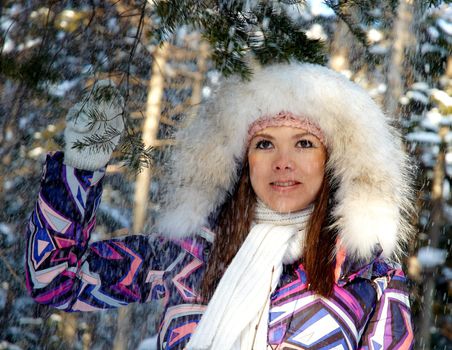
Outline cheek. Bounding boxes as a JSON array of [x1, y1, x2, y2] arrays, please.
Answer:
[[301, 153, 326, 177], [310, 162, 326, 191], [248, 154, 268, 192], [312, 163, 325, 178], [248, 157, 260, 187]]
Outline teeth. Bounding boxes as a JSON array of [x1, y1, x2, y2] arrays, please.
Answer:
[[273, 181, 297, 187]]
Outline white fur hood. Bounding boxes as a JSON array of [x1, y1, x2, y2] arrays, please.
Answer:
[[154, 62, 415, 261]]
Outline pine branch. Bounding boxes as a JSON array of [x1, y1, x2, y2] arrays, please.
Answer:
[[90, 84, 124, 108], [70, 85, 124, 130], [151, 0, 325, 79], [0, 52, 61, 88], [251, 4, 326, 65], [201, 9, 254, 78], [120, 131, 155, 173], [72, 124, 121, 154], [324, 0, 370, 50], [124, 0, 148, 103], [63, 0, 326, 171], [426, 0, 452, 6]]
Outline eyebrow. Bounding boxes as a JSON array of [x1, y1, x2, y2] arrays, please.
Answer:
[[253, 133, 274, 140], [253, 132, 314, 140], [292, 132, 314, 139]]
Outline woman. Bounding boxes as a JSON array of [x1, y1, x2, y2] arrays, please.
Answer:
[[26, 63, 415, 349]]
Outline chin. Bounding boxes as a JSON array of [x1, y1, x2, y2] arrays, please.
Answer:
[[269, 202, 309, 213]]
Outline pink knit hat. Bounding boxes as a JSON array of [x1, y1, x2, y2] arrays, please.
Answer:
[[247, 111, 326, 145]]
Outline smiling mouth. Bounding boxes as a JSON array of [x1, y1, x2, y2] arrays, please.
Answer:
[[270, 181, 301, 187]]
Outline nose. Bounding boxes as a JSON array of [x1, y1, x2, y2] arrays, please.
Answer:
[[273, 152, 294, 171]]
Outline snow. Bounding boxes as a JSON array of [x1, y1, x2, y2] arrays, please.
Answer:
[[405, 131, 441, 144], [417, 247, 448, 268], [369, 44, 388, 55], [250, 30, 265, 46], [421, 152, 436, 167], [2, 38, 14, 54], [367, 8, 382, 17], [443, 178, 450, 199], [47, 124, 57, 132], [426, 109, 443, 126], [19, 317, 43, 326], [420, 118, 438, 132], [82, 64, 94, 74], [3, 180, 13, 191], [98, 203, 131, 228], [0, 341, 23, 350], [107, 18, 119, 33], [406, 90, 429, 105], [306, 23, 328, 41], [399, 96, 409, 105], [207, 70, 221, 84], [367, 28, 383, 43], [411, 82, 430, 91], [285, 3, 312, 21], [427, 25, 440, 40], [446, 152, 452, 165], [0, 223, 15, 245], [202, 86, 212, 98], [308, 0, 335, 17], [421, 42, 446, 54], [0, 2, 450, 348], [444, 204, 452, 222], [444, 131, 452, 143], [28, 147, 45, 159], [47, 79, 80, 97], [0, 288, 6, 311], [0, 223, 13, 237], [443, 267, 452, 280], [16, 38, 42, 52], [440, 115, 452, 126], [431, 89, 452, 109], [240, 0, 260, 12], [137, 335, 158, 350], [6, 4, 23, 16], [437, 18, 452, 36], [0, 18, 14, 31], [50, 313, 62, 322], [377, 83, 387, 94]]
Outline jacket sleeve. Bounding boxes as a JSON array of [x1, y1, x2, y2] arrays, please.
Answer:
[[25, 152, 174, 312], [358, 267, 414, 349]]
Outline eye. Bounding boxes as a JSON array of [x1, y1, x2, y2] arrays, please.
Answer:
[[255, 139, 274, 149], [296, 139, 314, 148]]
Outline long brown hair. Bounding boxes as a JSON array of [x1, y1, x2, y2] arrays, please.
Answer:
[[304, 171, 338, 297], [200, 162, 256, 300], [200, 163, 338, 299]]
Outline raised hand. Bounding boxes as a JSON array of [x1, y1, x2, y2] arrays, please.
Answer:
[[64, 80, 125, 171]]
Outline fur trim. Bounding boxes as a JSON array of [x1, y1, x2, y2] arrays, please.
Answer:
[[155, 62, 415, 261]]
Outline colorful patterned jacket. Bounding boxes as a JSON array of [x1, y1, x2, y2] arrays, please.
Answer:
[[26, 152, 414, 349]]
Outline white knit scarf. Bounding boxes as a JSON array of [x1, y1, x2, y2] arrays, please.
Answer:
[[186, 200, 313, 350]]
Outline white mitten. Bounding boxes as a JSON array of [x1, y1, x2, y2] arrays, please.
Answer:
[[64, 80, 125, 171]]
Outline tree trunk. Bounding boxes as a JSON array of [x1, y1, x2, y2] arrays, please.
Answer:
[[329, 20, 350, 74], [133, 42, 169, 234], [113, 43, 169, 350], [59, 313, 78, 346], [417, 124, 448, 349], [190, 40, 209, 113], [384, 0, 415, 117]]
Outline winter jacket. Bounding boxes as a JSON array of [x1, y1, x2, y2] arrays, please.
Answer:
[[26, 152, 414, 349]]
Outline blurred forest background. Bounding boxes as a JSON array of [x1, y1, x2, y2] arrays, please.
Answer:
[[0, 0, 451, 349]]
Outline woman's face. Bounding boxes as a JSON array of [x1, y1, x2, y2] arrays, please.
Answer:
[[248, 126, 327, 213]]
